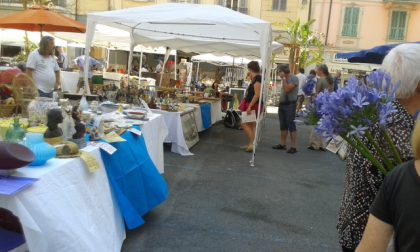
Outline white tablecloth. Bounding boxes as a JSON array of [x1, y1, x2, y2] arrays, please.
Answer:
[[152, 109, 194, 156], [0, 146, 125, 252], [60, 71, 80, 93], [140, 114, 168, 173]]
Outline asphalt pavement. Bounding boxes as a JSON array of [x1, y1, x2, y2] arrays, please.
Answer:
[[122, 112, 345, 252]]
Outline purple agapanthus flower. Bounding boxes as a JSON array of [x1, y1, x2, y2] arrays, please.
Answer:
[[309, 70, 398, 140], [349, 125, 369, 137], [352, 93, 370, 108]]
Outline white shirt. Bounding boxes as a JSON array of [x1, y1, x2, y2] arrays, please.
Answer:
[[296, 73, 307, 96], [27, 50, 59, 93]]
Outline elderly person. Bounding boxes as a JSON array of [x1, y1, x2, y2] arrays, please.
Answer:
[[26, 36, 60, 98], [356, 118, 420, 252], [337, 43, 420, 252]]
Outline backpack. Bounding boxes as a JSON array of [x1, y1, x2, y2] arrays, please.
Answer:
[[224, 109, 242, 129]]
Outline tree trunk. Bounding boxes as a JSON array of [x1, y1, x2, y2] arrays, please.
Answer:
[[288, 46, 295, 72]]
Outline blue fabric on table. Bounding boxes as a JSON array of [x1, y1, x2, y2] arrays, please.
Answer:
[[99, 126, 168, 230], [200, 103, 212, 130]]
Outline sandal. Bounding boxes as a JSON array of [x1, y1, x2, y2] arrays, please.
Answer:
[[307, 146, 316, 151], [245, 146, 254, 153], [272, 144, 287, 150], [287, 148, 298, 154]]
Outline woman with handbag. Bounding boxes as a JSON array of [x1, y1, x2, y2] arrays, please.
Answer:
[[239, 61, 262, 153]]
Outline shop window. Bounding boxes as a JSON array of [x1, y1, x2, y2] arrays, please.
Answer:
[[389, 11, 407, 41], [341, 7, 360, 37]]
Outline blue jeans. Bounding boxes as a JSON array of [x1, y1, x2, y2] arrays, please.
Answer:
[[278, 102, 297, 132], [38, 89, 53, 98]]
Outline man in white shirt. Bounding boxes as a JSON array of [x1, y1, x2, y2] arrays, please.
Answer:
[[26, 36, 60, 98], [295, 67, 307, 114]]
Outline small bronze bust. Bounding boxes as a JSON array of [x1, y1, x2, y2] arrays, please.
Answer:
[[44, 109, 64, 139], [73, 122, 86, 140]]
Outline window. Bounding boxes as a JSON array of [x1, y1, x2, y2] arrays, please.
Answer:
[[341, 7, 360, 37], [272, 0, 287, 11], [171, 0, 199, 3], [389, 11, 407, 41], [218, 0, 248, 14]]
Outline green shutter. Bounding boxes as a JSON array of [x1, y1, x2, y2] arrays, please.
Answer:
[[390, 11, 407, 40], [273, 0, 287, 11], [342, 7, 359, 37]]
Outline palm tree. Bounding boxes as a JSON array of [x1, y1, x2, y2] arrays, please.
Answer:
[[276, 18, 325, 74]]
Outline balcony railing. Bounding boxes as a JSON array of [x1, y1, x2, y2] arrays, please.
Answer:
[[0, 0, 67, 8], [384, 0, 420, 3]]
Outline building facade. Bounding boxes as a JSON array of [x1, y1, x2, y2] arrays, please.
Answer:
[[311, 0, 420, 70]]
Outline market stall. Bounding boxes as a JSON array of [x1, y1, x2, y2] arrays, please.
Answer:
[[82, 3, 276, 164]]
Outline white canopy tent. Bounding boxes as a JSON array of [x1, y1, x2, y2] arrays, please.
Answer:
[[83, 3, 278, 165], [191, 53, 251, 67], [52, 25, 176, 55]]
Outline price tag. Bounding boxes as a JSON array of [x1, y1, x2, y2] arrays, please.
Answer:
[[128, 128, 142, 136], [99, 142, 117, 155]]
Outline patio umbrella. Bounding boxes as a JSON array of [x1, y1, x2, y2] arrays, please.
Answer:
[[336, 42, 420, 64], [0, 7, 85, 34]]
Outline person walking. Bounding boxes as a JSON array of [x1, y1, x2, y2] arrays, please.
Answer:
[[338, 43, 420, 252], [333, 71, 342, 91], [308, 64, 334, 151], [239, 61, 262, 153], [272, 65, 299, 154], [295, 67, 307, 115], [26, 36, 60, 98]]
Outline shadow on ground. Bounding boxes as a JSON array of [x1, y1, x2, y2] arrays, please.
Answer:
[[122, 113, 345, 252]]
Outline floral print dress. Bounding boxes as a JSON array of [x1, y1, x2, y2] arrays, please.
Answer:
[[337, 101, 415, 249]]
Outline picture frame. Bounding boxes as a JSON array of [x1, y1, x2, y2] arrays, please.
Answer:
[[180, 110, 200, 149], [228, 87, 246, 110]]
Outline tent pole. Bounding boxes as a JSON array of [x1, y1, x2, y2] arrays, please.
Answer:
[[127, 28, 135, 76], [196, 62, 200, 82], [106, 48, 110, 70], [174, 53, 177, 80], [139, 47, 143, 85]]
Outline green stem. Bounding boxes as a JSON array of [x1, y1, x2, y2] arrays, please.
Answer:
[[341, 134, 388, 176], [365, 132, 394, 171], [383, 129, 403, 165]]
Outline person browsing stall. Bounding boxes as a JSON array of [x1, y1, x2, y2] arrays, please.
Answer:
[[239, 61, 262, 153], [74, 54, 101, 93], [26, 36, 60, 98], [273, 65, 299, 154]]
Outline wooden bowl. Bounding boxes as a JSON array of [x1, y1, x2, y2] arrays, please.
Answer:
[[0, 142, 34, 170]]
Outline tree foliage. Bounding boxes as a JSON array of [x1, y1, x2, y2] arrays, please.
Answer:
[[276, 18, 325, 74]]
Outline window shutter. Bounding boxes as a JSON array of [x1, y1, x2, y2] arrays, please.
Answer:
[[390, 11, 407, 40], [342, 7, 359, 37], [273, 0, 279, 10]]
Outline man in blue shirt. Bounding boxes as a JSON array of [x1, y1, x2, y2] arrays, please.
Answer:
[[74, 54, 101, 93]]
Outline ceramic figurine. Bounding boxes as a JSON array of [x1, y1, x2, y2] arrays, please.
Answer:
[[5, 117, 25, 143], [71, 122, 86, 149], [44, 109, 64, 145]]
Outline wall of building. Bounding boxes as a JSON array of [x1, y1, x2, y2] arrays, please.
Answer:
[[312, 0, 420, 52]]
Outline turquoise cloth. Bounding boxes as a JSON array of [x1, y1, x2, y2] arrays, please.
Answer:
[[99, 126, 168, 230], [200, 103, 212, 130]]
